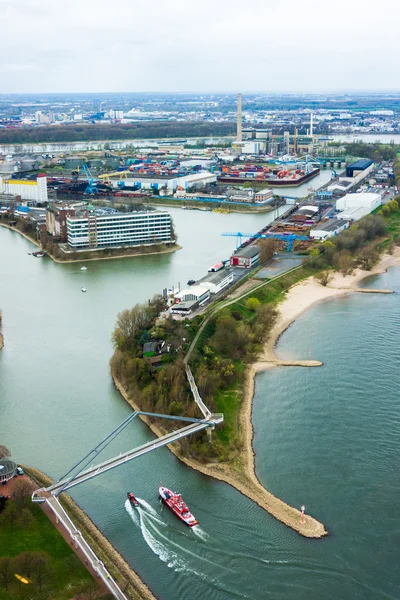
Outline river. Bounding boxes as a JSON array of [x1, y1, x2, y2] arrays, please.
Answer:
[[1, 208, 399, 600]]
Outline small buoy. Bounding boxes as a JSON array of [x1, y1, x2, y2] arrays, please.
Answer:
[[81, 287, 87, 293]]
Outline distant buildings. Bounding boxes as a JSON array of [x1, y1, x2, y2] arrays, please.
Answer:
[[66, 209, 172, 250]]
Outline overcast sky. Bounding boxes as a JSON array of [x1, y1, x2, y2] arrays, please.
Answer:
[[1, 0, 399, 94]]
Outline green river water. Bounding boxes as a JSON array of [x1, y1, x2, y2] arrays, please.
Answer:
[[0, 207, 399, 599]]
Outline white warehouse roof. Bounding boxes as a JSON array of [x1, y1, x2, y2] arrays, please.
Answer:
[[336, 192, 381, 211]]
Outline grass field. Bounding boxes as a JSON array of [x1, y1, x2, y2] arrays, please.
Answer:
[[0, 504, 93, 599]]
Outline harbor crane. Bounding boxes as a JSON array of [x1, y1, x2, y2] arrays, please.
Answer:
[[222, 231, 309, 251], [80, 163, 99, 195]]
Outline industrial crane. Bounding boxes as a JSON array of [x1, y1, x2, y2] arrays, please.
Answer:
[[80, 163, 99, 195], [221, 231, 310, 252]]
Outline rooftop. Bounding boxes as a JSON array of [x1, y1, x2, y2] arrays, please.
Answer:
[[199, 269, 233, 285], [315, 219, 348, 232], [234, 245, 260, 258], [0, 460, 17, 477]]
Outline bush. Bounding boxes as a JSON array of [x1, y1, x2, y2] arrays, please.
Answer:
[[245, 297, 261, 311]]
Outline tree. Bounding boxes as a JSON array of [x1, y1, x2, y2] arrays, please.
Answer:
[[0, 556, 12, 591], [0, 445, 10, 460], [13, 478, 35, 507], [258, 238, 277, 265], [245, 297, 261, 312], [31, 552, 52, 593], [315, 271, 333, 287], [17, 507, 35, 529], [14, 552, 37, 579], [75, 581, 102, 600]]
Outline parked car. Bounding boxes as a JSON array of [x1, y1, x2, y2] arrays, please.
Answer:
[[16, 467, 24, 476]]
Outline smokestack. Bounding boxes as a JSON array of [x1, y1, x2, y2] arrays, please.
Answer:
[[310, 112, 313, 137], [237, 93, 242, 142]]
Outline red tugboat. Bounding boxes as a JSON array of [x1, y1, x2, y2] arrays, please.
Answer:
[[127, 492, 139, 507], [159, 486, 198, 527]]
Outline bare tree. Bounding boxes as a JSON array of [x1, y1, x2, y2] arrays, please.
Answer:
[[315, 271, 333, 287], [0, 445, 10, 460], [0, 556, 12, 591], [13, 479, 35, 509], [31, 552, 52, 593], [14, 551, 37, 579], [258, 238, 277, 265], [76, 581, 102, 600]]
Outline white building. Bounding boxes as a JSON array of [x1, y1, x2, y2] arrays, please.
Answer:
[[198, 270, 234, 294], [174, 285, 210, 305], [336, 192, 381, 222], [310, 219, 349, 241], [67, 210, 172, 249], [114, 171, 216, 193], [241, 141, 266, 154], [0, 175, 48, 204]]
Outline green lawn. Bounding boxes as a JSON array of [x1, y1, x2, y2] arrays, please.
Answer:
[[0, 504, 93, 599]]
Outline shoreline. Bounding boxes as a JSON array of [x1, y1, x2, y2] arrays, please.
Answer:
[[112, 374, 327, 538], [111, 248, 400, 539], [24, 465, 156, 600], [0, 222, 181, 263]]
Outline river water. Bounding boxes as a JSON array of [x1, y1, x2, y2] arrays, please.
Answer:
[[1, 208, 399, 600]]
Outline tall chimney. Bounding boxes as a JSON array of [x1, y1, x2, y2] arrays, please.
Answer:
[[310, 112, 313, 137], [237, 93, 242, 142]]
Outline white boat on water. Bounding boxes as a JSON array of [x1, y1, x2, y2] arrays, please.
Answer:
[[81, 287, 87, 293], [81, 266, 87, 271]]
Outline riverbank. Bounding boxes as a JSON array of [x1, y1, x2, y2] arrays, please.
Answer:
[[261, 248, 400, 365], [0, 332, 3, 350], [148, 197, 276, 214], [111, 248, 400, 540], [0, 222, 181, 263], [112, 374, 327, 538], [24, 465, 156, 600]]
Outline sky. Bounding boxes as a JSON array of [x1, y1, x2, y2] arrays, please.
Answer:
[[1, 0, 400, 94]]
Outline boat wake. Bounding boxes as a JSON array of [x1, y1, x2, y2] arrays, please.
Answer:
[[125, 499, 209, 576], [191, 525, 209, 541], [124, 499, 254, 599]]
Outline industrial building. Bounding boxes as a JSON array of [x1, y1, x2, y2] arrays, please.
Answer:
[[66, 209, 172, 250], [198, 270, 234, 294], [336, 192, 381, 221], [113, 171, 216, 193], [310, 219, 349, 241], [346, 159, 374, 178], [0, 174, 48, 204], [230, 245, 260, 268], [174, 285, 210, 305]]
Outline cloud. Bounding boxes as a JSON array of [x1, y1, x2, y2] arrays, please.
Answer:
[[1, 0, 400, 92]]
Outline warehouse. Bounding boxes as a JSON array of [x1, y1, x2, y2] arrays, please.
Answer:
[[310, 219, 349, 241], [336, 192, 381, 222], [230, 245, 260, 268], [198, 270, 234, 294], [67, 209, 172, 249], [174, 285, 210, 305], [346, 159, 374, 178], [113, 171, 216, 193], [0, 174, 48, 204]]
